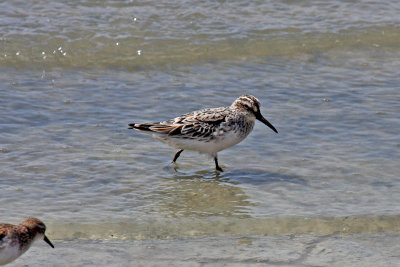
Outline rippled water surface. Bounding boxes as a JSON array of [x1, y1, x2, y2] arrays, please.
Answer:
[[1, 0, 400, 265]]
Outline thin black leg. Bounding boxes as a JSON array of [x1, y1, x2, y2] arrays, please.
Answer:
[[214, 156, 223, 172], [172, 149, 184, 163]]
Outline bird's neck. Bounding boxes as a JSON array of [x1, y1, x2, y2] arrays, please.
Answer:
[[15, 226, 35, 251]]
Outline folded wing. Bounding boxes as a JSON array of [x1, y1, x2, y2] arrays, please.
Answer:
[[129, 107, 229, 140]]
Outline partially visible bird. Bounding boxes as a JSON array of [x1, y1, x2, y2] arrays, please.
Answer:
[[129, 94, 278, 171], [0, 218, 54, 266]]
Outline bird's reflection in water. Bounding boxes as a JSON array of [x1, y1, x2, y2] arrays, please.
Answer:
[[156, 170, 255, 218]]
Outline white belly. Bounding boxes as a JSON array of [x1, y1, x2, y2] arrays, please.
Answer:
[[153, 130, 247, 155], [0, 244, 25, 265]]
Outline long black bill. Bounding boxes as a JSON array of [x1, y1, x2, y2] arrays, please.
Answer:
[[256, 113, 278, 133], [44, 235, 55, 248]]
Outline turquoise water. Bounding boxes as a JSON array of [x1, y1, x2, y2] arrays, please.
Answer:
[[1, 0, 400, 265]]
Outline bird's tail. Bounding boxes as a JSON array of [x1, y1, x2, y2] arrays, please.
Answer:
[[129, 122, 183, 135], [128, 123, 153, 132]]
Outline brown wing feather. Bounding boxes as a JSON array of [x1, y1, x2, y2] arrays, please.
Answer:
[[0, 229, 8, 240], [129, 123, 183, 135], [129, 107, 231, 139], [0, 227, 12, 249], [166, 107, 230, 139]]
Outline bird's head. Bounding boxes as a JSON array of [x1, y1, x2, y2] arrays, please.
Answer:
[[232, 94, 278, 133]]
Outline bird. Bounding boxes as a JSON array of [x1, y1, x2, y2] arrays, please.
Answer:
[[129, 94, 278, 171], [0, 218, 54, 265]]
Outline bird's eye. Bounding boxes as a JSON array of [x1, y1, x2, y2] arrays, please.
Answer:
[[244, 104, 256, 113]]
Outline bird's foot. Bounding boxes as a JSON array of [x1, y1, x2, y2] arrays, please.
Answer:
[[216, 166, 224, 172]]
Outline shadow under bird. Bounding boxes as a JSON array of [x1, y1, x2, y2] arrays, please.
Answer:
[[129, 94, 278, 171], [0, 218, 54, 266]]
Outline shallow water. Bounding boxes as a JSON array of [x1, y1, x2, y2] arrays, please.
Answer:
[[12, 232, 400, 266], [1, 0, 400, 265]]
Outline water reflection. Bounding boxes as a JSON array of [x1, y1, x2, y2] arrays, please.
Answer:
[[155, 169, 307, 218], [224, 169, 308, 186], [156, 170, 256, 218]]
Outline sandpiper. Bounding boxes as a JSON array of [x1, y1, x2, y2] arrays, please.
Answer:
[[0, 218, 54, 265], [129, 94, 278, 171]]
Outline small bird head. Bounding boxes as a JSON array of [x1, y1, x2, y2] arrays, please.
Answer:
[[21, 218, 54, 248], [232, 95, 278, 133]]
